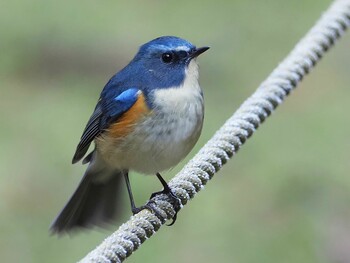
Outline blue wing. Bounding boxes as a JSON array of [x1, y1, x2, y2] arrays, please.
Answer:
[[72, 87, 140, 164]]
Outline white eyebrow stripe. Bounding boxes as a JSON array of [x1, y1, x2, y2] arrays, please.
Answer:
[[152, 45, 191, 52], [174, 46, 191, 51]]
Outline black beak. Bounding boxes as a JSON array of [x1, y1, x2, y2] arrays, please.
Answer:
[[189, 46, 210, 59]]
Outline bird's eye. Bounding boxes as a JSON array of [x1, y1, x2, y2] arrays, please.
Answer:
[[161, 52, 173, 63]]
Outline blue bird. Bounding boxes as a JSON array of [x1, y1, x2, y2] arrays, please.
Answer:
[[50, 36, 209, 233]]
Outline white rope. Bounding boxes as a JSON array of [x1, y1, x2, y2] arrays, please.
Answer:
[[79, 1, 350, 262]]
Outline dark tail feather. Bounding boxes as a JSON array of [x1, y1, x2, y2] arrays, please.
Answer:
[[50, 170, 123, 234]]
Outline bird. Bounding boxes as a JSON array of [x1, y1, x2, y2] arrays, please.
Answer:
[[50, 36, 209, 233]]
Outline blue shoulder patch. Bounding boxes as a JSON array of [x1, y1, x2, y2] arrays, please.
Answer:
[[109, 88, 140, 117], [101, 88, 141, 126], [114, 88, 139, 103]]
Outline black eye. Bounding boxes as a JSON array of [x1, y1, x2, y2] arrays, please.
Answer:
[[161, 52, 173, 63]]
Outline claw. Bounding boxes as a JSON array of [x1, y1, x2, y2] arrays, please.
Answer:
[[150, 173, 182, 226]]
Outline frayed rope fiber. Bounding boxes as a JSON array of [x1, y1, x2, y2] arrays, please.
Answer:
[[79, 1, 350, 262]]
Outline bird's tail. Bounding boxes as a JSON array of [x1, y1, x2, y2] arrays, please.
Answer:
[[50, 167, 123, 234]]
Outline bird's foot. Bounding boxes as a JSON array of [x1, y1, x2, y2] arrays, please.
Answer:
[[149, 187, 181, 226], [131, 200, 163, 218], [131, 173, 181, 226]]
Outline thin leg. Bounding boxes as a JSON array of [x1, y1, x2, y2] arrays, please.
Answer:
[[149, 173, 171, 197], [123, 171, 162, 217], [123, 171, 137, 212]]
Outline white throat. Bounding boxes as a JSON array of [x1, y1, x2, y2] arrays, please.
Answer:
[[182, 59, 200, 91], [153, 60, 202, 105]]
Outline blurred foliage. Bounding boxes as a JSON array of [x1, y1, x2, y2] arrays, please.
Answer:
[[1, 0, 350, 262]]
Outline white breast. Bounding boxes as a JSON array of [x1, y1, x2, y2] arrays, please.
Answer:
[[98, 60, 204, 174]]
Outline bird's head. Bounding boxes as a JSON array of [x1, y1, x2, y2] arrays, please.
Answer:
[[131, 36, 209, 88]]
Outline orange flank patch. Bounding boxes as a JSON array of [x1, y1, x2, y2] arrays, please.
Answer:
[[108, 92, 151, 138]]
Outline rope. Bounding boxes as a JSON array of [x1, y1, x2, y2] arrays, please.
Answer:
[[79, 1, 350, 262]]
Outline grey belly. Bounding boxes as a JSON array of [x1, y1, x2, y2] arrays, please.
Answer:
[[97, 102, 204, 174]]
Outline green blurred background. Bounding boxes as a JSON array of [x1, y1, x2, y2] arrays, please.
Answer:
[[1, 0, 350, 262]]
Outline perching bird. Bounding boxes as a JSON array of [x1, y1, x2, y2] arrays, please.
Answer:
[[50, 36, 209, 233]]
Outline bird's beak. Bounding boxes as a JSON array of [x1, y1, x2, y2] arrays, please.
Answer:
[[189, 46, 210, 59]]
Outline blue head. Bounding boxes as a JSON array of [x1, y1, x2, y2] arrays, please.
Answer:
[[125, 36, 209, 89]]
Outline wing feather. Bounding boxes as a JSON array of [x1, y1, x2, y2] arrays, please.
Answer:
[[72, 88, 141, 164]]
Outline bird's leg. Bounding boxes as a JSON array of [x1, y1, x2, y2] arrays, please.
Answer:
[[123, 171, 162, 217], [149, 172, 182, 226], [123, 171, 138, 213]]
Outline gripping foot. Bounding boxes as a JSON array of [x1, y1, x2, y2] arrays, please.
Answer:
[[149, 173, 182, 226]]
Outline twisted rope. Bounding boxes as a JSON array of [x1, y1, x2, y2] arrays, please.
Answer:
[[79, 1, 350, 262]]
